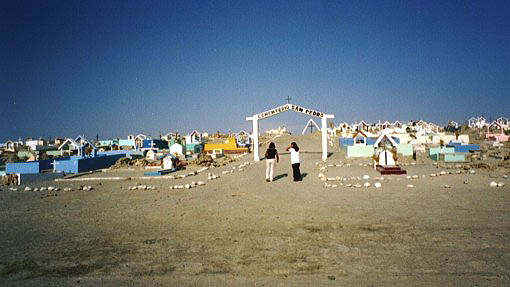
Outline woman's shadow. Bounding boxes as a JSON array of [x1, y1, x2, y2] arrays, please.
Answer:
[[273, 173, 288, 181], [273, 173, 307, 181]]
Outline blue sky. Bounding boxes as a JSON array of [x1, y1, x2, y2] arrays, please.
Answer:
[[1, 0, 509, 141]]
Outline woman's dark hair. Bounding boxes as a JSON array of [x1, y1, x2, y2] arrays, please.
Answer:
[[269, 142, 275, 149], [291, 142, 299, 152]]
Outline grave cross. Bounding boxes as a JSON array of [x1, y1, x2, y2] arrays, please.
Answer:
[[285, 96, 291, 104], [50, 160, 59, 172]]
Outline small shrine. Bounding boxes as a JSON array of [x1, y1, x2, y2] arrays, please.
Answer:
[[373, 132, 406, 175]]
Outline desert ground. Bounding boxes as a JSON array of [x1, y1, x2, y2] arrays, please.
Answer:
[[1, 134, 509, 286]]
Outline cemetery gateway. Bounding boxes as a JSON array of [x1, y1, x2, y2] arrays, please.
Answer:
[[246, 104, 334, 161]]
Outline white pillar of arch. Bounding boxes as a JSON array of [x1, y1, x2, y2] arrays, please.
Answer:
[[246, 117, 260, 161], [321, 114, 334, 161], [321, 116, 328, 161]]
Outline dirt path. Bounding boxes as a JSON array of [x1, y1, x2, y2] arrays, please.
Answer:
[[1, 135, 509, 285]]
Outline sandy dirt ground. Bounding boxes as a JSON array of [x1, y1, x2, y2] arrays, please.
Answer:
[[1, 134, 509, 286]]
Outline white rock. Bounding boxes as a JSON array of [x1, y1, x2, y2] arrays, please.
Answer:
[[318, 172, 325, 178], [354, 184, 362, 188], [469, 170, 476, 174], [489, 181, 498, 187], [363, 175, 370, 180], [407, 184, 414, 188], [64, 188, 72, 192], [363, 182, 371, 188], [185, 184, 191, 189], [497, 182, 505, 187], [440, 171, 447, 176], [24, 187, 32, 191], [406, 175, 411, 179], [346, 184, 352, 187], [48, 186, 55, 191], [412, 175, 419, 179], [444, 185, 451, 189], [456, 170, 461, 174], [197, 181, 205, 186], [503, 175, 508, 179], [374, 182, 382, 188], [33, 188, 39, 192], [430, 173, 437, 177], [327, 177, 336, 181], [169, 186, 174, 190], [40, 187, 47, 191], [330, 184, 338, 188]]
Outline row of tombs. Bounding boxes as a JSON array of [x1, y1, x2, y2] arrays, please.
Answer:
[[340, 131, 480, 163], [3, 135, 251, 185]]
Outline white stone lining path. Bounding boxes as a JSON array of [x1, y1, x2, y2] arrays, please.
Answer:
[[4, 153, 252, 193], [315, 160, 508, 189]]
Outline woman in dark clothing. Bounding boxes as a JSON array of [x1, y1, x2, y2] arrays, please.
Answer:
[[265, 142, 279, 182], [286, 142, 302, 181]]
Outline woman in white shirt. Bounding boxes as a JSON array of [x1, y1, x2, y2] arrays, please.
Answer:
[[286, 142, 302, 181]]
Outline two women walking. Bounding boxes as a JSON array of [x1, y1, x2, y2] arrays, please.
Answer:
[[264, 141, 302, 182]]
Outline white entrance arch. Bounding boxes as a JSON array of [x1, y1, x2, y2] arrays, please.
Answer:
[[246, 104, 335, 161]]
